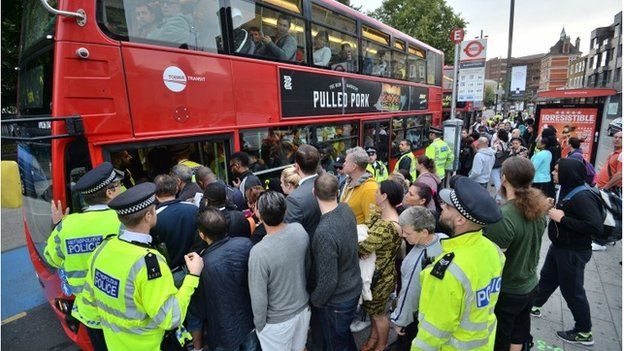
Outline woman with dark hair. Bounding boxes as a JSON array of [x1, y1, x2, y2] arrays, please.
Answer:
[[246, 185, 267, 244], [415, 155, 440, 201], [491, 129, 510, 197], [541, 126, 562, 172], [403, 182, 434, 211], [485, 156, 550, 351], [531, 137, 555, 198], [459, 129, 475, 176], [359, 180, 403, 351]]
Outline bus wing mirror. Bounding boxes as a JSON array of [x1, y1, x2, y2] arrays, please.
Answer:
[[39, 0, 87, 27]]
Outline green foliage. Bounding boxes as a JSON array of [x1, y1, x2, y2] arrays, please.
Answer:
[[335, 0, 362, 12], [369, 0, 467, 65], [484, 85, 496, 107], [2, 0, 22, 113]]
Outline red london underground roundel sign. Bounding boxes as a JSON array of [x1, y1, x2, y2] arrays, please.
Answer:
[[463, 40, 485, 58]]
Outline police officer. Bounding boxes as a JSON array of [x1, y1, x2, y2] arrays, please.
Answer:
[[365, 146, 388, 182], [394, 139, 417, 182], [414, 177, 504, 350], [80, 182, 204, 350], [425, 127, 454, 182], [44, 162, 123, 351]]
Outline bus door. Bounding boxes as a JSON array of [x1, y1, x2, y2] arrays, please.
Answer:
[[103, 134, 234, 189], [362, 120, 390, 168]]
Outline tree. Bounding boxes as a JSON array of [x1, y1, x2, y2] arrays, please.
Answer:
[[369, 0, 467, 65], [335, 0, 362, 12], [484, 85, 496, 108]]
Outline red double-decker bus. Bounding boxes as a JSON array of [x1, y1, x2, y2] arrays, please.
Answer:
[[6, 0, 444, 347], [442, 65, 472, 121]]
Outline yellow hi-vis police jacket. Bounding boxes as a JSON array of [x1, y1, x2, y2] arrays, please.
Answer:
[[366, 161, 389, 182], [394, 151, 418, 182], [412, 230, 504, 351], [425, 138, 454, 179], [43, 205, 121, 297], [76, 231, 199, 351]]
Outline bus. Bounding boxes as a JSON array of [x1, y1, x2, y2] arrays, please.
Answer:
[[442, 65, 472, 121], [5, 0, 444, 347]]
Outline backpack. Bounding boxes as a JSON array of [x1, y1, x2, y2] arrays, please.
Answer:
[[563, 185, 622, 242]]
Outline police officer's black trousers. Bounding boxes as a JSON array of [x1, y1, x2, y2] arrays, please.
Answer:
[[85, 325, 108, 351], [534, 244, 592, 332]]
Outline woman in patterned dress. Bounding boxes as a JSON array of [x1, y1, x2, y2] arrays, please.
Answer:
[[359, 180, 404, 351]]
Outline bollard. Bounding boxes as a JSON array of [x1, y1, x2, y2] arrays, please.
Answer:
[[2, 161, 23, 208]]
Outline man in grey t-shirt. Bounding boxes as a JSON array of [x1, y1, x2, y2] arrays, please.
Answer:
[[248, 191, 311, 350]]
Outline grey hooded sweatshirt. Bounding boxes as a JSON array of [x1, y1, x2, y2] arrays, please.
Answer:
[[469, 147, 495, 184]]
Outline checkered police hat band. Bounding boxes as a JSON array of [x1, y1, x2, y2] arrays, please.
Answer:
[[450, 191, 486, 226], [81, 170, 117, 194], [117, 195, 156, 215]]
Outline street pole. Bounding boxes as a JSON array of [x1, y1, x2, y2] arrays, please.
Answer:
[[451, 42, 460, 120], [494, 81, 500, 114], [504, 0, 515, 115]]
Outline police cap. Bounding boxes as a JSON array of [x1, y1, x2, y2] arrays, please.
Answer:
[[108, 182, 156, 216], [74, 162, 123, 195], [333, 156, 345, 167], [439, 177, 502, 226], [365, 146, 377, 155], [429, 127, 443, 135]]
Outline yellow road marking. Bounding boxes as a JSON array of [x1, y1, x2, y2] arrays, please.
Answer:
[[1, 311, 27, 325]]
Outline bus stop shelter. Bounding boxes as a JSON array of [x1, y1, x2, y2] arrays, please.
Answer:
[[534, 88, 618, 164]]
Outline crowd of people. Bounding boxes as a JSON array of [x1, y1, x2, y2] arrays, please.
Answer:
[[43, 112, 621, 351]]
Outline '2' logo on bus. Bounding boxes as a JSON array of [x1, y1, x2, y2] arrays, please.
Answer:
[[283, 76, 293, 90]]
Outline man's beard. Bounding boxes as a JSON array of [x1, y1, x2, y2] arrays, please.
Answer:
[[438, 217, 454, 236]]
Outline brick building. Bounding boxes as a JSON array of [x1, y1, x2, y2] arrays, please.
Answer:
[[485, 53, 545, 100], [538, 28, 582, 91]]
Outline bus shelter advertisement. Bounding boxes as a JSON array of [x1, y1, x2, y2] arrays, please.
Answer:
[[279, 69, 428, 117], [537, 107, 599, 162]]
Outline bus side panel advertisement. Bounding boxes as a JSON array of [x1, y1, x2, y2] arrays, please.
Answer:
[[537, 107, 598, 162], [279, 69, 428, 118]]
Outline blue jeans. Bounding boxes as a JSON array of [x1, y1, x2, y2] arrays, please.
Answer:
[[211, 331, 260, 351], [317, 296, 359, 351]]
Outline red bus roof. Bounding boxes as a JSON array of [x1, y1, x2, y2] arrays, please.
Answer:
[[316, 0, 444, 56]]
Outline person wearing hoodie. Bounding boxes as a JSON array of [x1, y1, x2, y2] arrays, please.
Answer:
[[530, 158, 603, 346], [468, 137, 495, 188]]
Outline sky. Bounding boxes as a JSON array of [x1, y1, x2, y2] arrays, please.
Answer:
[[350, 0, 622, 59]]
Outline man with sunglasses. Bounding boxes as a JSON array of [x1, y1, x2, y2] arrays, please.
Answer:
[[45, 162, 124, 350]]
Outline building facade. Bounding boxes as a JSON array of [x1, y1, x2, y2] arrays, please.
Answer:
[[538, 28, 582, 91], [566, 55, 587, 88], [584, 11, 622, 117], [485, 53, 545, 101]]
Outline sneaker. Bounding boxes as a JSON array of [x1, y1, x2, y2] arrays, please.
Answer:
[[349, 319, 371, 332], [592, 242, 607, 251], [556, 330, 594, 346], [529, 307, 542, 318]]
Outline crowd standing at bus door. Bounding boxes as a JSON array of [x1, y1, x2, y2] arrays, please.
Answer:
[[45, 110, 622, 350]]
